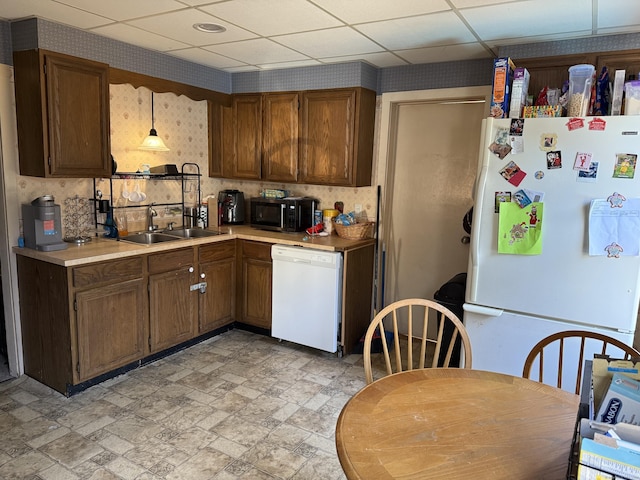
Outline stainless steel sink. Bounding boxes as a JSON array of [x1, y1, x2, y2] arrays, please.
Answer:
[[168, 228, 221, 238], [121, 232, 183, 244]]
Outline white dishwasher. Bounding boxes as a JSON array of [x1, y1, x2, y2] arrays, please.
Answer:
[[271, 244, 343, 353]]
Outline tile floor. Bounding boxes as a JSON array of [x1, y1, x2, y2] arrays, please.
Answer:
[[0, 329, 379, 480]]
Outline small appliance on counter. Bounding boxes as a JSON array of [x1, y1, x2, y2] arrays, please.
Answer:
[[250, 196, 317, 232], [218, 190, 245, 225], [22, 195, 68, 251]]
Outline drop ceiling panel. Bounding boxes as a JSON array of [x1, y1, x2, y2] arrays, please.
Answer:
[[397, 42, 491, 65], [55, 0, 185, 21], [167, 47, 247, 69], [199, 0, 343, 36], [310, 0, 451, 24], [461, 0, 593, 41], [1, 0, 111, 28], [274, 27, 383, 58], [206, 38, 309, 64], [597, 0, 640, 29], [3, 0, 640, 72], [127, 9, 257, 46], [91, 23, 190, 51], [356, 12, 477, 50]]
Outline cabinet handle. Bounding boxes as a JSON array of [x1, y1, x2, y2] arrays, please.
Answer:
[[200, 273, 205, 279], [189, 267, 194, 273]]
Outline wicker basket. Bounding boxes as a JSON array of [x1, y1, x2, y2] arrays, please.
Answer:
[[333, 220, 374, 240]]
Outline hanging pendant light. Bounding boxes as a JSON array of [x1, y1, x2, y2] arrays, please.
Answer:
[[139, 91, 169, 151]]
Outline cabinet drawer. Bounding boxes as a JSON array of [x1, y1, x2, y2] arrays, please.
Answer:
[[199, 240, 236, 263], [242, 241, 272, 261], [148, 248, 194, 274], [73, 257, 144, 288]]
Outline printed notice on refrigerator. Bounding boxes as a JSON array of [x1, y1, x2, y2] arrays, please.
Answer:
[[498, 202, 543, 255], [589, 195, 640, 257]]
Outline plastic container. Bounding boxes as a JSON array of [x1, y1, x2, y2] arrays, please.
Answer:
[[323, 209, 339, 234], [567, 64, 595, 117], [624, 80, 640, 115]]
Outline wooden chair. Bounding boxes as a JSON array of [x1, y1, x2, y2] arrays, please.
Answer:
[[363, 298, 472, 384], [522, 330, 640, 394]]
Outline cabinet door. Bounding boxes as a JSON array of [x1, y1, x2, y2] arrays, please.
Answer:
[[13, 49, 111, 178], [299, 89, 356, 185], [76, 279, 147, 381], [149, 267, 198, 352], [262, 92, 299, 182], [231, 94, 262, 179], [199, 242, 236, 332], [239, 241, 272, 329]]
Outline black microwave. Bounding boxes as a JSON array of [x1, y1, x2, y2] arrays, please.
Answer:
[[250, 197, 317, 232]]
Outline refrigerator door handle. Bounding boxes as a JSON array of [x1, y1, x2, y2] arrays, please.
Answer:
[[463, 303, 504, 317]]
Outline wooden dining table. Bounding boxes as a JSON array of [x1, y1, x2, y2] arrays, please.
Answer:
[[335, 368, 580, 479]]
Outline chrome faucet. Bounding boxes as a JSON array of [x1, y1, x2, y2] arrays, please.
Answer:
[[147, 204, 158, 231]]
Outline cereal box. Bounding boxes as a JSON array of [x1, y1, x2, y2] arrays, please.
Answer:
[[509, 67, 530, 118], [490, 57, 516, 118], [522, 105, 563, 118]]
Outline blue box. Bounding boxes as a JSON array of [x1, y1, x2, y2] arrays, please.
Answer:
[[490, 57, 516, 118]]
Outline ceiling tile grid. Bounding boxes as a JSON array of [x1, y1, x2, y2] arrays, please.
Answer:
[[1, 0, 639, 73]]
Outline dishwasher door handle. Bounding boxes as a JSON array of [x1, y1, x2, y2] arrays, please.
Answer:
[[292, 258, 311, 264]]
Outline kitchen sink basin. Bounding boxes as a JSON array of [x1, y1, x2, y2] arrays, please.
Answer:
[[167, 228, 220, 238], [121, 232, 183, 244]]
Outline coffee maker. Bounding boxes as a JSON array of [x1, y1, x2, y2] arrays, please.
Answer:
[[218, 190, 245, 225], [22, 195, 68, 251]]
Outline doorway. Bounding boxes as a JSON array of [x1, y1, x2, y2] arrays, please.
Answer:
[[376, 86, 491, 308]]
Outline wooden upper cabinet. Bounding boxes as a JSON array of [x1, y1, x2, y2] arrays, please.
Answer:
[[262, 92, 299, 183], [13, 49, 111, 178], [300, 87, 375, 187], [230, 94, 262, 180]]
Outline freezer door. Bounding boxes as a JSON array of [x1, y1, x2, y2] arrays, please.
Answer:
[[467, 117, 640, 332], [464, 304, 634, 393]]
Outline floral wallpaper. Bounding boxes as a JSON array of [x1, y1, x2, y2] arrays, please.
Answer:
[[17, 84, 380, 237]]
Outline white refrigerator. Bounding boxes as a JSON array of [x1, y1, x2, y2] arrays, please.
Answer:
[[464, 116, 640, 391]]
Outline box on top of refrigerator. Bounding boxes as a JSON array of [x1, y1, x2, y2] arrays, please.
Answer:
[[509, 67, 530, 118], [490, 57, 516, 118]]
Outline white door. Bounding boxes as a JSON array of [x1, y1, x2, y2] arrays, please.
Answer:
[[377, 87, 490, 308]]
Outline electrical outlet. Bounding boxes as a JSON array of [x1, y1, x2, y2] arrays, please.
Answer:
[[355, 204, 362, 213]]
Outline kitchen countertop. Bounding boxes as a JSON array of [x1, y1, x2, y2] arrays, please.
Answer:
[[13, 225, 375, 267]]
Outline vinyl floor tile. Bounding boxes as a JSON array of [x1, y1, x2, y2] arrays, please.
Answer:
[[0, 329, 377, 479]]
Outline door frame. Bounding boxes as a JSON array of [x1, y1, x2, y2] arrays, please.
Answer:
[[0, 64, 23, 377], [375, 86, 492, 310]]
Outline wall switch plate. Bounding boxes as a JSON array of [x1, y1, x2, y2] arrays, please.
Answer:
[[355, 204, 362, 213]]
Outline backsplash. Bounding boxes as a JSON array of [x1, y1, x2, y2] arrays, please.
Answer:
[[16, 84, 379, 237]]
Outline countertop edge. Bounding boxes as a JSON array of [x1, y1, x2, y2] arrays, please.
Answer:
[[12, 226, 375, 267]]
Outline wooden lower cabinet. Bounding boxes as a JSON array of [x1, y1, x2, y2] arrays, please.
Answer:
[[238, 240, 272, 330], [198, 240, 236, 332], [75, 279, 147, 381], [148, 248, 198, 353], [17, 255, 147, 395]]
